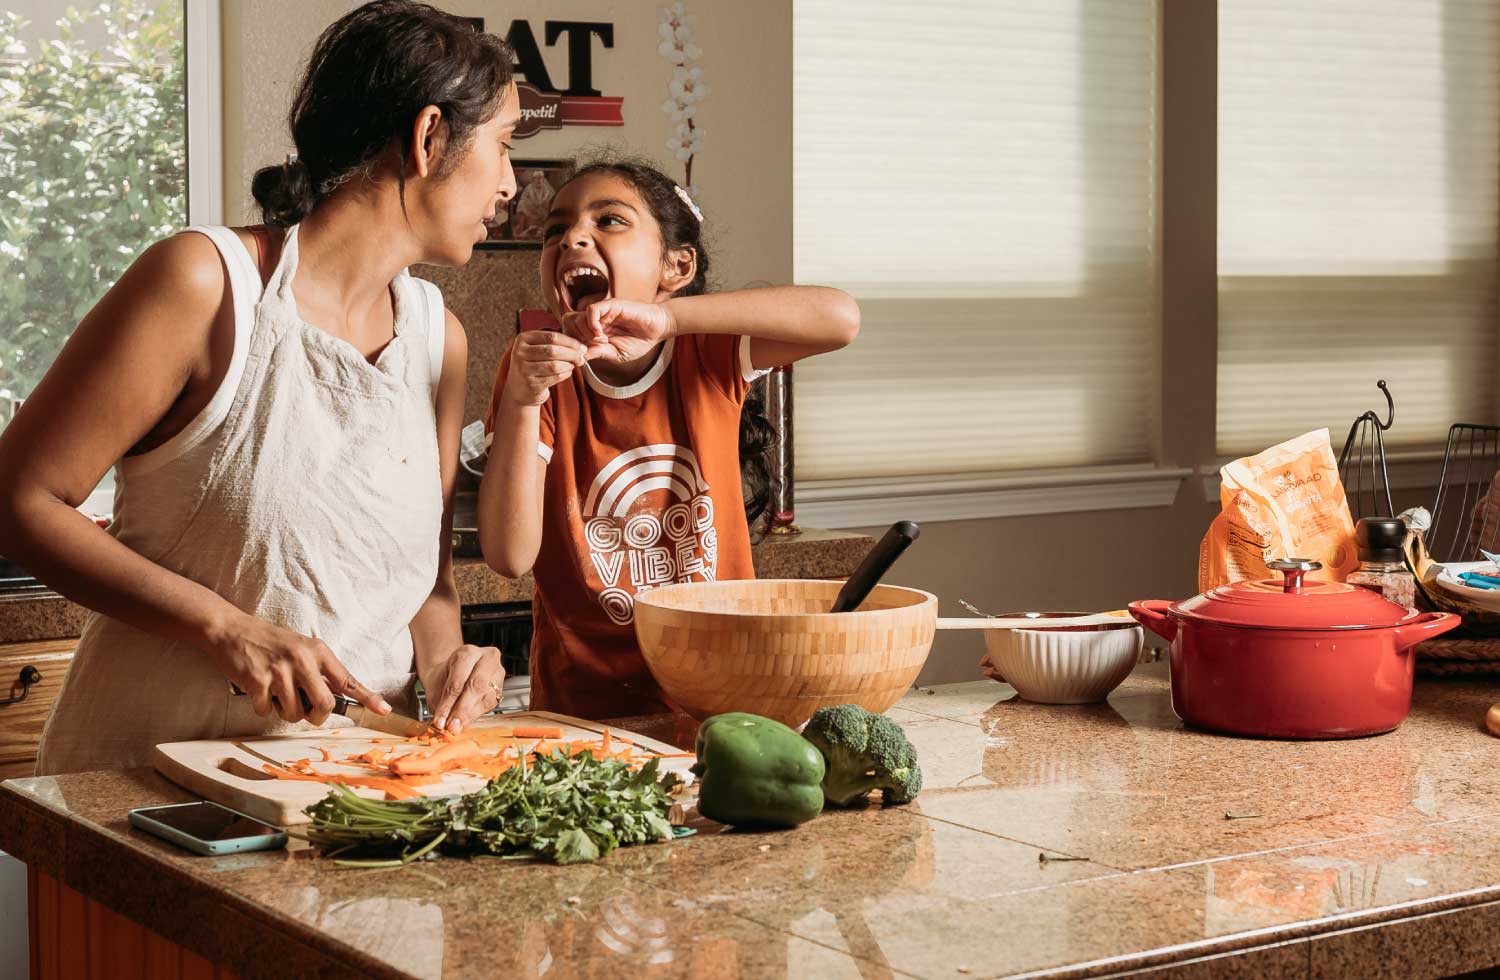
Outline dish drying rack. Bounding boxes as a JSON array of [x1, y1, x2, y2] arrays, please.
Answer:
[[1338, 382, 1500, 674]]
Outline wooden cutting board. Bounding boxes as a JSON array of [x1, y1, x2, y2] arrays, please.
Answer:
[[151, 711, 694, 827]]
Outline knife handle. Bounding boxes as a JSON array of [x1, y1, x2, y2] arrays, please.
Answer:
[[230, 684, 359, 717]]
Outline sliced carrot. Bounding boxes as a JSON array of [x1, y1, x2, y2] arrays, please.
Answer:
[[601, 729, 611, 755], [317, 747, 333, 763], [466, 727, 516, 742], [391, 738, 483, 776], [260, 764, 440, 800], [511, 725, 565, 740], [262, 764, 324, 782]]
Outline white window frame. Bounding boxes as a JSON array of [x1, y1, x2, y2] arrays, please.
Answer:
[[797, 464, 1193, 530], [185, 0, 223, 226], [80, 0, 222, 519]]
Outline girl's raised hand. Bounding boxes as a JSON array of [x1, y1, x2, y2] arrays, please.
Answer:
[[561, 298, 676, 365], [506, 329, 589, 406]]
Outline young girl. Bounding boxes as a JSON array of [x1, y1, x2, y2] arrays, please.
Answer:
[[0, 1, 519, 772], [479, 159, 859, 719]]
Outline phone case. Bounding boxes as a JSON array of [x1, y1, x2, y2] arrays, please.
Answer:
[[128, 804, 288, 856]]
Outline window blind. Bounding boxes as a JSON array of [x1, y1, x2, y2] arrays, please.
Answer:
[[1217, 0, 1500, 455], [792, 0, 1160, 481]]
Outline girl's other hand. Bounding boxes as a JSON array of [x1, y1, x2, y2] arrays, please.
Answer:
[[505, 329, 588, 406], [560, 298, 676, 365], [212, 615, 391, 725], [424, 643, 506, 734]]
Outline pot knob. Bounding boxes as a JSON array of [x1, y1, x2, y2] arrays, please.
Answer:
[[1267, 558, 1322, 593]]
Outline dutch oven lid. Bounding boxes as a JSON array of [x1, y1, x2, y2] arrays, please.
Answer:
[[1172, 559, 1412, 630]]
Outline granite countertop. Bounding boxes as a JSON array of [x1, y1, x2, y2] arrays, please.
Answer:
[[9, 664, 1500, 979], [0, 527, 872, 644]]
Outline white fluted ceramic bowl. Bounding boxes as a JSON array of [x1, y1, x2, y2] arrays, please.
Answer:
[[982, 615, 1143, 704]]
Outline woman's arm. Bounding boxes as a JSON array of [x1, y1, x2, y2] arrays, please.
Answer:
[[410, 310, 503, 733], [477, 330, 587, 578], [0, 233, 390, 723]]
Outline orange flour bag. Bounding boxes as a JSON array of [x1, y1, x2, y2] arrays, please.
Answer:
[[1198, 429, 1359, 590]]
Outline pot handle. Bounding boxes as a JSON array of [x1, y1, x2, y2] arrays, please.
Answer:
[[1393, 611, 1461, 649], [1128, 600, 1177, 642]]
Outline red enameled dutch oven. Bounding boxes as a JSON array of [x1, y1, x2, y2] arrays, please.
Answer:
[[1129, 559, 1461, 739]]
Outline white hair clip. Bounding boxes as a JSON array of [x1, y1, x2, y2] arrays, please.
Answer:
[[674, 184, 703, 222]]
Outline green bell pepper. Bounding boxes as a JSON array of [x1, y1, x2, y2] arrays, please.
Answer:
[[690, 712, 826, 829]]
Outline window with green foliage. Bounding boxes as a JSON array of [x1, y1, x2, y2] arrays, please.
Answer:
[[0, 0, 186, 428]]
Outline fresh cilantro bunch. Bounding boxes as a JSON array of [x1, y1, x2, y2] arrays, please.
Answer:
[[304, 752, 679, 867]]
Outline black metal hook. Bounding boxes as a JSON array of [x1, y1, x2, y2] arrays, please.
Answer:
[[1372, 379, 1394, 431], [0, 665, 41, 707]]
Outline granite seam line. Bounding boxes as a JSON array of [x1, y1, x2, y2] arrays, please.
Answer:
[[590, 857, 936, 980], [1103, 812, 1498, 878], [907, 810, 1114, 870]]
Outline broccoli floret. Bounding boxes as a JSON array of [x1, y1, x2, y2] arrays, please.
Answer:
[[802, 705, 923, 807]]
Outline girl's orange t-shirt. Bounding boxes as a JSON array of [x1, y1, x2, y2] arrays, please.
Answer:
[[486, 328, 767, 719]]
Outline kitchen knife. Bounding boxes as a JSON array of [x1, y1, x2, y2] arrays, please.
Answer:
[[830, 520, 921, 613], [229, 686, 431, 738], [325, 694, 430, 738]]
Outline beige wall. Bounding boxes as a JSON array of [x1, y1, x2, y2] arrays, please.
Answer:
[[217, 2, 1449, 692], [221, 0, 791, 288]]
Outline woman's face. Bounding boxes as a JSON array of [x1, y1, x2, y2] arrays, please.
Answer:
[[416, 81, 520, 265], [541, 172, 679, 316]]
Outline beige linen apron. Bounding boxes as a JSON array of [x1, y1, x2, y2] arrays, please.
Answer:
[[37, 224, 446, 774]]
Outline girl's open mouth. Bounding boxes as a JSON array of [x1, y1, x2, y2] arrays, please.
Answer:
[[560, 266, 610, 313]]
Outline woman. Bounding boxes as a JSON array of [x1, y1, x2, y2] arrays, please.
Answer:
[[0, 1, 518, 773]]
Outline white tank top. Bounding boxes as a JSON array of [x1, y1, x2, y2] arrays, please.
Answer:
[[37, 224, 447, 774]]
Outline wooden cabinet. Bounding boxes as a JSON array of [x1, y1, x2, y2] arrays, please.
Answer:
[[0, 641, 74, 780]]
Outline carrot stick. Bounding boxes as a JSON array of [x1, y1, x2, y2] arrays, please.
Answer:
[[317, 748, 333, 763], [601, 729, 611, 754], [511, 725, 565, 740], [260, 764, 440, 799], [466, 728, 516, 741], [390, 738, 483, 776]]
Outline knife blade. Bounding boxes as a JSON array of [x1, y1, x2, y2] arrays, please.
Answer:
[[327, 694, 430, 738], [229, 685, 431, 738]]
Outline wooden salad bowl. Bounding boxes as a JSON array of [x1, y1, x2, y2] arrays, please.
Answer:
[[633, 579, 937, 728]]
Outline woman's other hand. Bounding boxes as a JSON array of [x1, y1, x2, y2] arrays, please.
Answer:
[[423, 643, 505, 734]]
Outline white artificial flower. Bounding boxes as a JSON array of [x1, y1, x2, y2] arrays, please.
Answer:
[[658, 36, 702, 65], [666, 126, 702, 162], [670, 66, 708, 103], [659, 97, 698, 123]]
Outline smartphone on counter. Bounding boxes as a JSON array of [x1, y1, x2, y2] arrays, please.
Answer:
[[128, 801, 288, 856]]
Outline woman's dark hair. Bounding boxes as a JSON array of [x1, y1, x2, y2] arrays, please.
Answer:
[[563, 157, 779, 532], [252, 1, 514, 227]]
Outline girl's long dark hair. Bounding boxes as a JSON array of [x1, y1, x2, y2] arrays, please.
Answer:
[[251, 1, 514, 227], [563, 158, 778, 532]]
